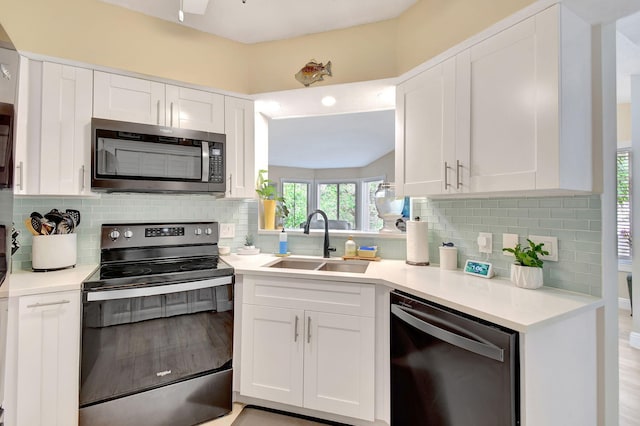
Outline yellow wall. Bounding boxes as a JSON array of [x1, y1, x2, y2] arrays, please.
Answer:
[[0, 0, 535, 94]]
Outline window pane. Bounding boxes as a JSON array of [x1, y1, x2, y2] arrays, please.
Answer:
[[617, 150, 632, 260], [282, 182, 308, 229], [318, 182, 357, 229], [367, 180, 384, 231]]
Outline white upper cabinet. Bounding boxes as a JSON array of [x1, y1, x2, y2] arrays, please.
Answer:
[[14, 60, 93, 196], [94, 71, 224, 133], [93, 71, 164, 125], [224, 96, 256, 198], [165, 84, 224, 133], [396, 4, 591, 197], [396, 57, 456, 196]]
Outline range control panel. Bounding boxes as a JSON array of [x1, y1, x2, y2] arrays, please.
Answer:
[[100, 222, 219, 249]]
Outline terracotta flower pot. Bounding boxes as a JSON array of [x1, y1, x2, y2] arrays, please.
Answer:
[[262, 199, 276, 230], [510, 264, 543, 289]]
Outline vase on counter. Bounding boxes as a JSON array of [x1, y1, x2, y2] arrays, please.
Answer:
[[262, 199, 276, 230], [510, 264, 543, 289]]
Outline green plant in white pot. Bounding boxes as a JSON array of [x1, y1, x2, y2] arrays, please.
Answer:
[[502, 239, 549, 289]]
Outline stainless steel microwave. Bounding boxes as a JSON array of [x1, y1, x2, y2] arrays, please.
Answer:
[[91, 118, 226, 194]]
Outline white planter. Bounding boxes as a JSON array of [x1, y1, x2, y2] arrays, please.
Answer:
[[510, 264, 543, 289]]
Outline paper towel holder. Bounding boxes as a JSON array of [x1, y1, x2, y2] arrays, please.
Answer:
[[406, 217, 430, 266]]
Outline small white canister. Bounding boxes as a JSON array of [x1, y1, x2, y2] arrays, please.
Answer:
[[32, 233, 77, 271], [439, 245, 458, 270]]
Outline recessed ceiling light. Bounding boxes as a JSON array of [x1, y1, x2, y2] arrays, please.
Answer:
[[321, 96, 336, 107]]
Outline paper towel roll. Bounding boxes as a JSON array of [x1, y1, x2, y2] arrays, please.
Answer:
[[439, 246, 458, 270], [406, 220, 430, 265]]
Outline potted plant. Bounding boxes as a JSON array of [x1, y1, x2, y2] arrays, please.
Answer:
[[502, 239, 549, 289], [256, 169, 287, 230]]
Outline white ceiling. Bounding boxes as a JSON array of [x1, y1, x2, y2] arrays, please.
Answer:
[[100, 0, 416, 44]]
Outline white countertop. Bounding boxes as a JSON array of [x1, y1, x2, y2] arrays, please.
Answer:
[[7, 264, 97, 297], [222, 253, 603, 332], [5, 253, 603, 333]]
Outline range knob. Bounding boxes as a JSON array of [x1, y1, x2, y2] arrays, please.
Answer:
[[205, 227, 213, 236], [123, 229, 133, 239], [194, 227, 203, 236], [109, 229, 120, 241]]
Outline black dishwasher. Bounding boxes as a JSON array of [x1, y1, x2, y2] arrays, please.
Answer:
[[390, 291, 520, 426]]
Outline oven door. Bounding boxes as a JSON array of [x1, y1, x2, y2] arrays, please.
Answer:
[[80, 277, 233, 413]]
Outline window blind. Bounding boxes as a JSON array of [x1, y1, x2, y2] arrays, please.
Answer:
[[617, 149, 632, 260]]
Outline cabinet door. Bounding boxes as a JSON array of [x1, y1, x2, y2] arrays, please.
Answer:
[[40, 62, 92, 195], [395, 57, 456, 196], [224, 96, 256, 198], [240, 304, 304, 406], [165, 85, 224, 133], [456, 13, 550, 193], [93, 71, 165, 125], [16, 291, 80, 426], [304, 311, 375, 421]]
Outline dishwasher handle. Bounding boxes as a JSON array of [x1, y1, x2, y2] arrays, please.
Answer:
[[391, 304, 505, 362]]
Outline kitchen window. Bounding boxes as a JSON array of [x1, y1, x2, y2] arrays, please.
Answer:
[[617, 149, 632, 262], [280, 177, 384, 232]]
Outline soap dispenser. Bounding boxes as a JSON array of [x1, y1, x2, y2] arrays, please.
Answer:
[[279, 228, 288, 255], [345, 235, 357, 257]]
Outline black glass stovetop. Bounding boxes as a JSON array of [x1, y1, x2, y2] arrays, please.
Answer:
[[83, 255, 234, 291]]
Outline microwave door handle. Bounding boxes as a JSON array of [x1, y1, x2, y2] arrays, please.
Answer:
[[201, 142, 209, 182], [391, 304, 505, 362]]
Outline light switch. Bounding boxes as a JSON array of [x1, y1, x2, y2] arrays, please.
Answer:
[[477, 232, 492, 254], [528, 235, 558, 262], [220, 223, 235, 238], [502, 233, 519, 256]]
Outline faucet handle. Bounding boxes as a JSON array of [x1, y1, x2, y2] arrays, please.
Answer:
[[328, 247, 336, 252]]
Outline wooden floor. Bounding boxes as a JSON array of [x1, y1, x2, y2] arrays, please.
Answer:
[[619, 309, 640, 426], [205, 310, 640, 426]]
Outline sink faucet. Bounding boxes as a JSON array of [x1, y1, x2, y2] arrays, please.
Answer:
[[303, 209, 336, 258]]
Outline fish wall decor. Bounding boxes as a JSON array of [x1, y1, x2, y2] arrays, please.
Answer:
[[295, 60, 332, 87]]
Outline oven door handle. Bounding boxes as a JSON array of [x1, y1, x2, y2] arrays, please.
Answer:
[[85, 276, 233, 301]]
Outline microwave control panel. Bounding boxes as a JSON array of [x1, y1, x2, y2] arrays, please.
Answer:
[[209, 143, 224, 183]]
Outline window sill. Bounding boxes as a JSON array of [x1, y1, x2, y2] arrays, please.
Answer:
[[258, 229, 406, 239]]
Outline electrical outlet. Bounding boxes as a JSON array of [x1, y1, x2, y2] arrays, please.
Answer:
[[220, 223, 235, 239], [528, 235, 558, 262], [502, 233, 519, 256], [477, 232, 492, 254]]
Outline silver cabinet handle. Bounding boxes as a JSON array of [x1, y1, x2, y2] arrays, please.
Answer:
[[444, 161, 451, 189], [456, 160, 462, 190], [228, 173, 233, 196], [17, 161, 24, 190], [294, 315, 299, 342], [170, 102, 174, 127], [80, 165, 86, 191], [156, 100, 161, 125], [307, 317, 311, 343], [27, 299, 70, 309]]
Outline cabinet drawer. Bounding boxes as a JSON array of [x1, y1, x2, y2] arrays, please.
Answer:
[[242, 276, 375, 317]]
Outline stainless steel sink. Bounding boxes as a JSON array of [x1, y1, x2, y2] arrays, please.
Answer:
[[316, 261, 369, 273], [266, 259, 325, 270], [265, 257, 369, 273]]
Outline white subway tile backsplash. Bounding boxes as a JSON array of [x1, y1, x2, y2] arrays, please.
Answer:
[[415, 195, 602, 297]]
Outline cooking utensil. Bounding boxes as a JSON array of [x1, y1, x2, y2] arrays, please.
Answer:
[[57, 213, 75, 234], [40, 218, 55, 235], [44, 209, 64, 225], [24, 217, 47, 236], [65, 209, 81, 227]]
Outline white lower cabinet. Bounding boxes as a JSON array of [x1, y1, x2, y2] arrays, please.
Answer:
[[13, 291, 81, 426], [240, 276, 375, 421]]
